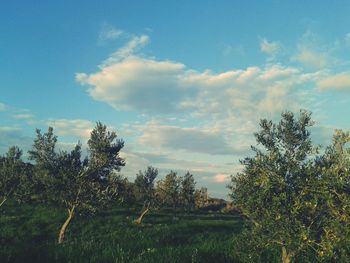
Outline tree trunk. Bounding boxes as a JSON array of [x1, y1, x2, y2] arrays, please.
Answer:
[[281, 246, 292, 263], [135, 207, 150, 224], [58, 206, 75, 244], [0, 197, 7, 207]]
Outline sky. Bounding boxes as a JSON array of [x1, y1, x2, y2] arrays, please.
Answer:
[[1, 1, 350, 198]]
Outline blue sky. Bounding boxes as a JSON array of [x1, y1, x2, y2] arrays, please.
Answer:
[[1, 1, 350, 198]]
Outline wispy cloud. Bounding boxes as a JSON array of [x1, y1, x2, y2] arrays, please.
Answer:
[[12, 113, 34, 120], [100, 35, 150, 66], [317, 73, 350, 90], [260, 38, 282, 58], [345, 33, 350, 46], [98, 24, 123, 45], [0, 103, 6, 111], [291, 30, 333, 69], [46, 119, 94, 140], [292, 48, 328, 69], [138, 122, 235, 155]]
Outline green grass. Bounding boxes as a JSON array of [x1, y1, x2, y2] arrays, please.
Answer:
[[0, 201, 243, 263]]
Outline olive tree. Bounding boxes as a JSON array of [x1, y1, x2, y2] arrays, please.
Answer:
[[229, 110, 343, 263], [0, 146, 29, 208], [29, 122, 125, 244], [134, 166, 158, 224]]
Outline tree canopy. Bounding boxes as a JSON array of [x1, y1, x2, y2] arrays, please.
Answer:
[[229, 110, 350, 262]]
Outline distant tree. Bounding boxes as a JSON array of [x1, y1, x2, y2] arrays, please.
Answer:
[[29, 122, 125, 244], [181, 172, 196, 211], [0, 146, 29, 208], [134, 166, 158, 224], [194, 187, 208, 208], [134, 166, 158, 202], [118, 178, 136, 205], [228, 110, 346, 263], [156, 171, 182, 211]]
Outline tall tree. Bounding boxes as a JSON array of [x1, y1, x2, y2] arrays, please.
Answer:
[[29, 123, 125, 244], [181, 171, 196, 211], [229, 110, 341, 263], [134, 166, 158, 224]]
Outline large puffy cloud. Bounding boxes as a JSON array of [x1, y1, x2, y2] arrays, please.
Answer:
[[77, 35, 313, 117], [77, 57, 189, 113]]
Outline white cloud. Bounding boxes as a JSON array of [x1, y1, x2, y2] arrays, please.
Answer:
[[100, 35, 150, 66], [98, 24, 123, 45], [260, 38, 282, 57], [292, 48, 328, 69], [77, 56, 187, 113], [46, 119, 94, 140], [13, 113, 34, 120], [138, 122, 235, 155], [317, 73, 350, 90], [292, 30, 334, 69]]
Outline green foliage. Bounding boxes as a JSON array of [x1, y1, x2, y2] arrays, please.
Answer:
[[156, 171, 182, 209], [0, 146, 31, 207], [28, 123, 126, 243], [229, 110, 350, 262], [194, 187, 208, 208], [88, 121, 125, 178], [28, 127, 58, 170], [134, 166, 158, 203]]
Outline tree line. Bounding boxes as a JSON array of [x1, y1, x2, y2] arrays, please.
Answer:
[[0, 122, 210, 244]]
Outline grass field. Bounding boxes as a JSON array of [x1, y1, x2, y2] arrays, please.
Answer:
[[0, 201, 244, 263]]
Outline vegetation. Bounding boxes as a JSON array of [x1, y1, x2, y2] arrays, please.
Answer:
[[1, 110, 350, 262], [229, 110, 350, 262]]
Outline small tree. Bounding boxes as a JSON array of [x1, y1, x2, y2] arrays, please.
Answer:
[[229, 110, 343, 263], [134, 166, 158, 224], [29, 122, 125, 244], [0, 146, 29, 208], [194, 187, 208, 208], [181, 172, 196, 211], [156, 171, 182, 212]]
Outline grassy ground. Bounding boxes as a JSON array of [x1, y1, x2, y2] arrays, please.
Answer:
[[0, 201, 243, 263]]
